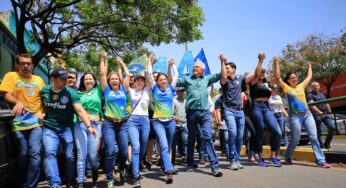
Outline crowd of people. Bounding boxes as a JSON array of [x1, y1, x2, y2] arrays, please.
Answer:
[[0, 52, 336, 188]]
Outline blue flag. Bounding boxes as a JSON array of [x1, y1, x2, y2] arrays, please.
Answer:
[[177, 51, 195, 78], [153, 57, 168, 74], [194, 48, 211, 75]]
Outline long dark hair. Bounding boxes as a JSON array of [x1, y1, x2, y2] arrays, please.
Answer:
[[283, 72, 296, 86], [78, 72, 98, 91], [155, 72, 168, 82]]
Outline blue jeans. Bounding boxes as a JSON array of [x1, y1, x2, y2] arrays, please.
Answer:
[[74, 121, 102, 183], [197, 126, 208, 159], [251, 101, 281, 153], [284, 112, 326, 164], [128, 115, 150, 177], [274, 113, 289, 147], [219, 128, 229, 156], [102, 120, 128, 180], [42, 127, 75, 187], [313, 114, 335, 148], [186, 110, 219, 170], [14, 126, 42, 188], [152, 119, 175, 172], [224, 108, 245, 161], [172, 125, 188, 164]]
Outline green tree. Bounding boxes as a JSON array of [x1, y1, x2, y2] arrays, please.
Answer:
[[279, 33, 346, 98], [10, 0, 204, 66]]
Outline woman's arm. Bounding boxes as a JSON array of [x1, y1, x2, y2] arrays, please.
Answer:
[[301, 61, 312, 88], [99, 51, 108, 91], [249, 53, 265, 85], [117, 57, 130, 93], [168, 59, 178, 87], [146, 54, 156, 89], [273, 57, 286, 90]]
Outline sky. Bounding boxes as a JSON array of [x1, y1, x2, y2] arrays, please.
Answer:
[[1, 0, 345, 79]]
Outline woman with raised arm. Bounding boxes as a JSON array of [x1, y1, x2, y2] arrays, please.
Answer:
[[273, 57, 330, 168], [99, 52, 130, 188], [121, 58, 151, 187], [248, 53, 282, 167], [74, 71, 103, 187], [147, 54, 177, 184]]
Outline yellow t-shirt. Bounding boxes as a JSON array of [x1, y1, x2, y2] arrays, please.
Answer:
[[0, 72, 45, 130], [283, 83, 308, 113]]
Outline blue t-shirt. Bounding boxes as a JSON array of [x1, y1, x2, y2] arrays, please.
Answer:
[[152, 84, 175, 119], [104, 86, 128, 119], [221, 74, 245, 109], [307, 91, 328, 114]]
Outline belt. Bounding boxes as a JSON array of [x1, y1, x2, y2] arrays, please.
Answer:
[[274, 112, 282, 118], [290, 109, 309, 115], [104, 115, 128, 123]]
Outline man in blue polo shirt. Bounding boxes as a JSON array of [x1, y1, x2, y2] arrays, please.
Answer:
[[219, 54, 253, 170], [176, 59, 223, 177], [307, 82, 336, 149]]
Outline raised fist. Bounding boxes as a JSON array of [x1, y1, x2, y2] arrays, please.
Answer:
[[272, 56, 279, 64], [219, 53, 227, 63], [148, 54, 156, 63], [305, 61, 312, 67], [100, 51, 107, 59], [258, 53, 266, 61], [168, 58, 175, 67], [116, 57, 123, 65]]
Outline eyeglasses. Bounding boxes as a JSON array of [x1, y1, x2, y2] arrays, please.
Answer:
[[18, 62, 32, 66]]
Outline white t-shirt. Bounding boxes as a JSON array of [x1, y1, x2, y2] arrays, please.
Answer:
[[129, 88, 150, 116], [268, 95, 284, 114]]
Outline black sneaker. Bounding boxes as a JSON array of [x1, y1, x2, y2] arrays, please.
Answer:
[[133, 177, 141, 188], [166, 172, 173, 184], [211, 168, 223, 177]]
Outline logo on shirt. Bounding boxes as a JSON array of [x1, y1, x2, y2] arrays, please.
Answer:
[[141, 103, 148, 111], [26, 89, 35, 97], [60, 96, 69, 104], [53, 94, 59, 101], [109, 90, 125, 98]]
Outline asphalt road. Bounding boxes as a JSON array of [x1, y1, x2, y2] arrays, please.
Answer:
[[37, 153, 346, 188]]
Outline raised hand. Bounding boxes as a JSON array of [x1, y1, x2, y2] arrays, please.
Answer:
[[305, 61, 312, 67], [100, 51, 107, 60], [258, 53, 266, 62], [219, 53, 227, 63], [273, 56, 279, 64], [148, 54, 156, 64], [116, 57, 123, 65], [168, 58, 175, 67]]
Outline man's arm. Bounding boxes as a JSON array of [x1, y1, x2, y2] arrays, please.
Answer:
[[4, 92, 25, 116], [219, 54, 228, 85]]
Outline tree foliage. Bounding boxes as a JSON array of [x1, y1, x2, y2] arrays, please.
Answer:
[[279, 33, 346, 98], [11, 0, 205, 66]]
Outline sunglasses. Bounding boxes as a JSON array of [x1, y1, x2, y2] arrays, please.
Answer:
[[18, 61, 32, 66], [68, 76, 76, 79]]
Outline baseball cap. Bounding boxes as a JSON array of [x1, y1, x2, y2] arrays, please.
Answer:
[[134, 75, 145, 81], [50, 67, 68, 80], [176, 87, 185, 91]]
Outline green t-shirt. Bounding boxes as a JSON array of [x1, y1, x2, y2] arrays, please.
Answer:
[[41, 85, 80, 131], [78, 85, 103, 118]]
